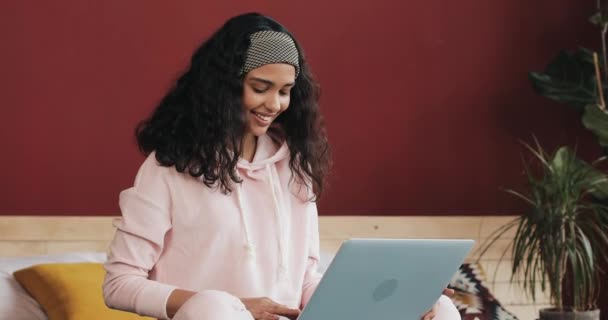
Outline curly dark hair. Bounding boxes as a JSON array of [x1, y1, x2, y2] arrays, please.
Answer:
[[136, 12, 331, 200]]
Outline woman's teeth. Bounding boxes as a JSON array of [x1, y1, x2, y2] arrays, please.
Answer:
[[253, 111, 271, 121]]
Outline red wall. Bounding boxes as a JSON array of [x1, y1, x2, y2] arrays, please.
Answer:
[[0, 0, 600, 215]]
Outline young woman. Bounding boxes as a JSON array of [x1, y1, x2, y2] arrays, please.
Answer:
[[102, 12, 460, 320]]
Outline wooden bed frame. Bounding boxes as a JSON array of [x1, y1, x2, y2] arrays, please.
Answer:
[[0, 215, 546, 318]]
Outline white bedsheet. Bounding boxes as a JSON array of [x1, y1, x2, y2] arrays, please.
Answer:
[[0, 252, 106, 320], [0, 250, 332, 320]]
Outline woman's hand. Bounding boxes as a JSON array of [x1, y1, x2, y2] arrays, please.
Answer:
[[241, 297, 301, 320], [420, 288, 455, 320], [421, 304, 437, 320]]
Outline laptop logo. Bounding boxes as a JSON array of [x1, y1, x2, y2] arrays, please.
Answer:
[[372, 278, 398, 301]]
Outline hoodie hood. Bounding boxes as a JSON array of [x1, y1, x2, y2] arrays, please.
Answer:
[[236, 133, 289, 175], [234, 132, 291, 280]]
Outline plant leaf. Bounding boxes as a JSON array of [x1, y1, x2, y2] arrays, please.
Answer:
[[590, 12, 602, 25], [590, 5, 608, 26], [582, 103, 608, 149], [529, 48, 597, 111]]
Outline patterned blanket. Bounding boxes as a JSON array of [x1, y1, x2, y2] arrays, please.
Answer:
[[448, 263, 519, 320]]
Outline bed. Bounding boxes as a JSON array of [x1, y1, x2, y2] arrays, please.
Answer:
[[0, 215, 544, 320]]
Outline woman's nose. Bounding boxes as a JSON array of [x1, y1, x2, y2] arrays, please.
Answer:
[[265, 93, 281, 113]]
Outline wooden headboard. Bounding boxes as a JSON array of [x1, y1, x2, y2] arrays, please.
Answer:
[[0, 215, 546, 317], [0, 215, 501, 257]]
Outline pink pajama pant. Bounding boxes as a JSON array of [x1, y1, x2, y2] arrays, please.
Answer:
[[172, 291, 461, 320]]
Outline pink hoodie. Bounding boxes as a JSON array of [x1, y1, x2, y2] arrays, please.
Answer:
[[103, 133, 322, 319]]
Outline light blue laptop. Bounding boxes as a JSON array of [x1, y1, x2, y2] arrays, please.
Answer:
[[298, 239, 474, 320]]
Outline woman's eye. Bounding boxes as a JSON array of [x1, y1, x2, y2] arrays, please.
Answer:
[[252, 85, 268, 93], [279, 90, 290, 96]]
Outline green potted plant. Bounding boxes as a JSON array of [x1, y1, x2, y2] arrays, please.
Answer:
[[505, 2, 608, 317], [479, 139, 608, 320]]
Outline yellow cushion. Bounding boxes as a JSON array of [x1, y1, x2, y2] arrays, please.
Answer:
[[13, 263, 152, 320]]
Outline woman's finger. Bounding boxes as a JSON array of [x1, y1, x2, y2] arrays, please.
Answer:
[[442, 288, 455, 297], [260, 311, 280, 320], [269, 303, 300, 316], [421, 307, 436, 320]]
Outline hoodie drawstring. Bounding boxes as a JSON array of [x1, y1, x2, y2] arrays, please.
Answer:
[[235, 182, 256, 258], [266, 164, 288, 279], [235, 165, 288, 280]]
